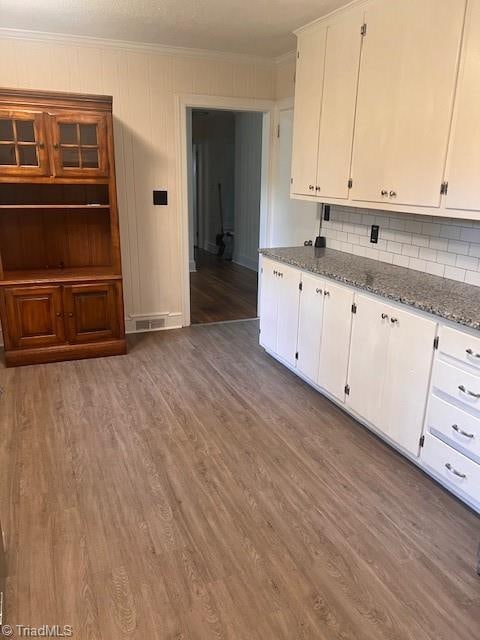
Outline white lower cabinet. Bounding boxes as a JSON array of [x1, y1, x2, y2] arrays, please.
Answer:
[[259, 258, 480, 511], [348, 294, 436, 456], [317, 281, 354, 401], [259, 257, 300, 367]]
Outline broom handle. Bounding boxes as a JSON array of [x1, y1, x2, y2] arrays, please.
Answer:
[[218, 183, 224, 234]]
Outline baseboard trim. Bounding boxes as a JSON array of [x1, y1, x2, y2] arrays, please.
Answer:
[[233, 254, 259, 271]]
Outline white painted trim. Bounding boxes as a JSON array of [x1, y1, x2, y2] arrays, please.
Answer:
[[0, 27, 278, 66], [176, 93, 276, 328]]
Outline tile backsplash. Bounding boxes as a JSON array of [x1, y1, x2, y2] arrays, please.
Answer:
[[321, 206, 480, 287]]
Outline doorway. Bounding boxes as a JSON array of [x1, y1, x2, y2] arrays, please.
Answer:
[[187, 107, 264, 324]]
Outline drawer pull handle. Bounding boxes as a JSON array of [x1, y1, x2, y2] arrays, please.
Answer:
[[458, 384, 480, 399], [452, 424, 475, 439], [466, 348, 480, 359], [445, 462, 467, 479]]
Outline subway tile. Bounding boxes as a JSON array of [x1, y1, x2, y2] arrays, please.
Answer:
[[460, 227, 480, 244], [429, 237, 449, 251], [444, 266, 466, 282], [389, 218, 405, 231], [456, 254, 479, 271], [425, 262, 445, 277], [465, 270, 480, 286], [440, 224, 461, 240], [365, 247, 379, 260], [409, 258, 427, 272], [405, 220, 423, 234], [402, 244, 419, 258], [419, 247, 437, 262], [469, 244, 480, 258], [448, 240, 470, 255], [411, 234, 430, 247], [394, 231, 413, 244], [436, 251, 456, 266], [378, 251, 393, 264], [422, 222, 442, 236], [392, 254, 410, 268], [387, 241, 403, 254]]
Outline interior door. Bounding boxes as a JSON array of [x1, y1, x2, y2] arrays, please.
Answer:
[[296, 272, 325, 382], [347, 294, 389, 425], [50, 112, 109, 178], [316, 7, 364, 199], [445, 0, 480, 212], [63, 282, 119, 343], [275, 264, 301, 366], [350, 0, 465, 207], [0, 110, 50, 177], [3, 285, 65, 349], [318, 281, 354, 401], [259, 258, 278, 353], [380, 307, 436, 456], [291, 24, 327, 197]]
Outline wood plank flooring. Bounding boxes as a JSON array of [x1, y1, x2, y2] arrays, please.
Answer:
[[0, 320, 479, 639], [190, 249, 258, 324]]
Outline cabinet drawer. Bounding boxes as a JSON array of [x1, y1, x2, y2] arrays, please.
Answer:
[[432, 360, 480, 414], [427, 395, 480, 464], [421, 433, 480, 505], [438, 325, 480, 373]]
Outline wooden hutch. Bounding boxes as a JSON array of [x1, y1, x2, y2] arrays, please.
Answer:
[[0, 88, 126, 366]]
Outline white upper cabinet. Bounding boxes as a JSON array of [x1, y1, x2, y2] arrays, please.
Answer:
[[291, 25, 326, 197], [445, 0, 480, 212], [316, 7, 364, 199], [350, 0, 465, 208]]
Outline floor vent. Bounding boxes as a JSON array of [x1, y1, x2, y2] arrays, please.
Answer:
[[135, 318, 166, 331]]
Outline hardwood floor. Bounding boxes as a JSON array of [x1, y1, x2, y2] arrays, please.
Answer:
[[0, 320, 479, 639], [190, 249, 258, 324]]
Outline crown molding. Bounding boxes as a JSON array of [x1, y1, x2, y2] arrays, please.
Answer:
[[0, 27, 281, 66], [274, 50, 296, 65]]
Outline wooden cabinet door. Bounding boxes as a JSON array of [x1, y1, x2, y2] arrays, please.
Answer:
[[291, 24, 327, 197], [0, 110, 50, 177], [316, 7, 364, 199], [444, 0, 480, 212], [49, 112, 109, 178], [347, 294, 390, 426], [380, 307, 436, 457], [259, 258, 278, 353], [318, 281, 354, 401], [350, 0, 465, 207], [3, 285, 65, 349], [275, 264, 301, 367], [297, 273, 325, 381], [63, 282, 120, 344]]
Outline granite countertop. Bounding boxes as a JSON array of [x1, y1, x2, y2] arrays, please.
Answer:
[[259, 246, 480, 331]]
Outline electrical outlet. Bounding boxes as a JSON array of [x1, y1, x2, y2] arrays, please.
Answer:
[[370, 225, 379, 243], [323, 204, 330, 221]]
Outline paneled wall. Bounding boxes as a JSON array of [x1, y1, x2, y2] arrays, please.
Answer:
[[0, 33, 275, 330]]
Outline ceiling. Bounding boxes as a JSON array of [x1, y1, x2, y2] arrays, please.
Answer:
[[0, 0, 348, 58]]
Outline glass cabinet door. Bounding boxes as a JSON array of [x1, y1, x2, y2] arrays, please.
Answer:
[[0, 110, 50, 176], [50, 112, 109, 178]]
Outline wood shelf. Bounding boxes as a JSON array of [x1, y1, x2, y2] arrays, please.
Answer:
[[0, 204, 110, 210], [0, 266, 121, 286]]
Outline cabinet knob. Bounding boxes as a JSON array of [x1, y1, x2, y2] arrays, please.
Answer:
[[381, 190, 388, 197], [381, 313, 389, 320], [55, 312, 62, 317], [390, 317, 398, 324], [466, 348, 480, 359], [323, 290, 330, 296], [389, 190, 397, 198], [68, 312, 74, 318], [38, 142, 45, 149], [53, 143, 59, 150], [309, 185, 315, 191], [315, 186, 321, 192], [316, 288, 322, 294]]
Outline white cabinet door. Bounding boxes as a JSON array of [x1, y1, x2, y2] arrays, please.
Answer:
[[318, 281, 354, 401], [297, 273, 325, 381], [350, 0, 465, 207], [275, 264, 301, 366], [259, 258, 278, 353], [380, 307, 437, 456], [291, 25, 327, 197], [316, 7, 364, 199], [347, 295, 390, 424], [445, 0, 480, 212]]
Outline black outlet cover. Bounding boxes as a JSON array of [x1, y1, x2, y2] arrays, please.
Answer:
[[323, 204, 330, 221], [153, 190, 168, 205], [370, 224, 379, 244]]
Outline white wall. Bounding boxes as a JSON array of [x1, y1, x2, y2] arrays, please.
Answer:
[[269, 108, 320, 247], [0, 32, 276, 331], [233, 111, 263, 271]]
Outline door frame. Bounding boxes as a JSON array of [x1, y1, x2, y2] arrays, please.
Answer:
[[175, 93, 276, 327]]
